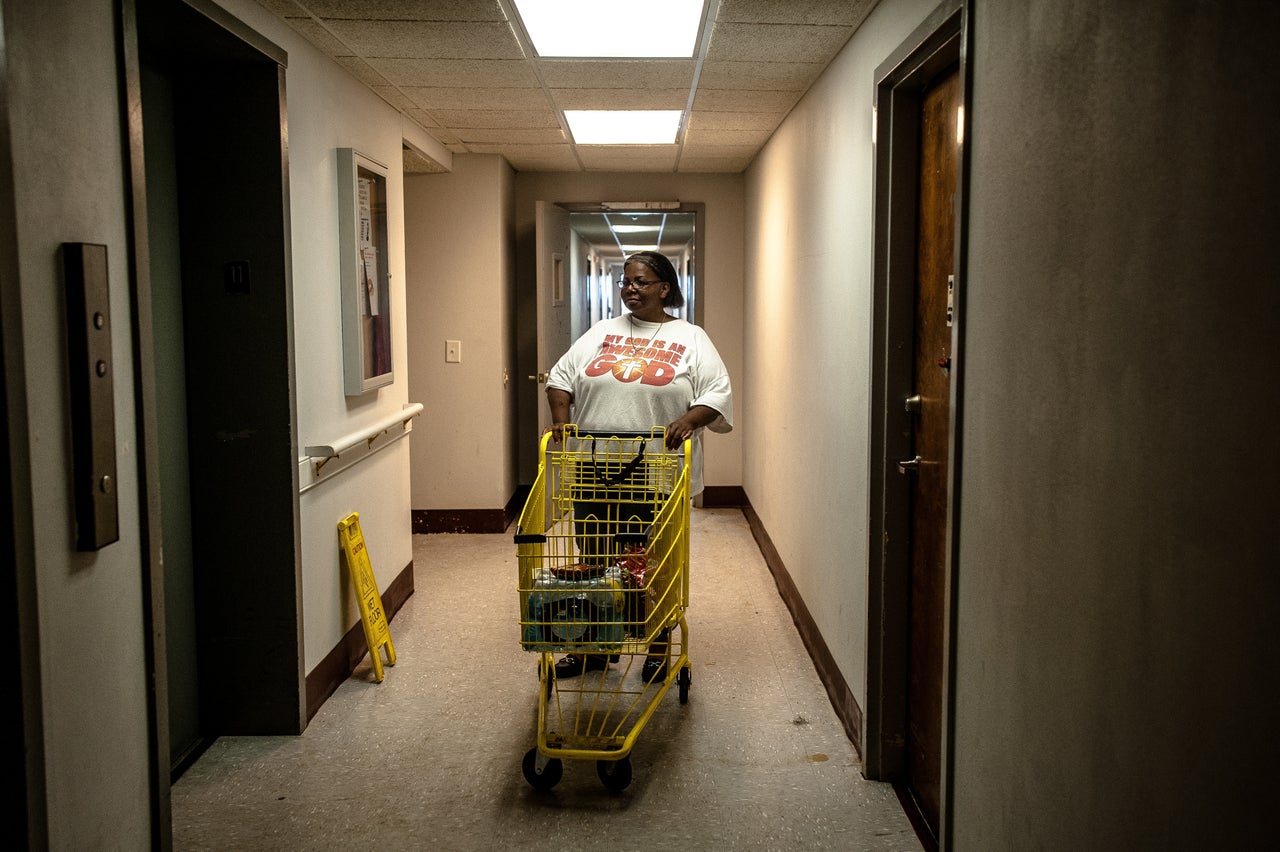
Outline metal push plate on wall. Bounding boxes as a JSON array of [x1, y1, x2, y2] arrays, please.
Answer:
[[62, 242, 119, 550]]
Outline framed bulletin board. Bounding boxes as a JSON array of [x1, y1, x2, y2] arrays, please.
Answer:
[[338, 148, 393, 395]]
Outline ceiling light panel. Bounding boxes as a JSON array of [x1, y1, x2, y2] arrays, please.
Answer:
[[513, 0, 705, 58], [565, 110, 682, 144]]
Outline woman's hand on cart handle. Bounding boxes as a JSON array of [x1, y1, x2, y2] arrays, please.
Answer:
[[545, 388, 574, 444], [665, 405, 722, 449], [546, 421, 568, 444]]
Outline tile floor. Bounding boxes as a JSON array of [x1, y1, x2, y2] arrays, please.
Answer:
[[171, 508, 923, 851]]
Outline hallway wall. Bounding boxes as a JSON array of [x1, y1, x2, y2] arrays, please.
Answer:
[[953, 2, 1277, 847], [743, 0, 941, 727], [405, 154, 517, 515], [745, 0, 1279, 847]]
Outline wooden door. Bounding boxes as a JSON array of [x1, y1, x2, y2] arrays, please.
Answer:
[[905, 63, 959, 839]]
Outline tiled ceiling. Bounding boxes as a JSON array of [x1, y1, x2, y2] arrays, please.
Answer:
[[253, 0, 880, 174]]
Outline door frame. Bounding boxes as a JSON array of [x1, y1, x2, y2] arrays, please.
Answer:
[[864, 0, 971, 848], [123, 0, 302, 841]]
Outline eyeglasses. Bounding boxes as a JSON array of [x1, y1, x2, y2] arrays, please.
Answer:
[[617, 277, 662, 290]]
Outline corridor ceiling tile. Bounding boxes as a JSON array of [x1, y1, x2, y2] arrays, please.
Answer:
[[262, 0, 878, 172], [368, 85, 417, 112], [681, 142, 761, 158], [706, 22, 856, 65], [676, 154, 753, 172], [686, 111, 784, 132], [697, 60, 826, 91], [551, 88, 690, 111], [455, 127, 566, 145], [578, 147, 678, 171], [319, 21, 524, 60], [684, 128, 772, 148], [437, 108, 561, 130], [717, 0, 879, 27], [301, 0, 507, 21], [401, 86, 551, 111], [537, 60, 697, 90], [365, 57, 538, 88], [256, 0, 307, 16], [333, 55, 393, 86], [692, 88, 802, 113]]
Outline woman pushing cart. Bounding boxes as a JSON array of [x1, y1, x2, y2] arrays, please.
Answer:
[[515, 250, 733, 791]]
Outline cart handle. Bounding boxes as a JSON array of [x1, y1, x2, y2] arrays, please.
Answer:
[[590, 440, 646, 486]]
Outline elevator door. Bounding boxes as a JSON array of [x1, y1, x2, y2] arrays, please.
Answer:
[[139, 0, 304, 770]]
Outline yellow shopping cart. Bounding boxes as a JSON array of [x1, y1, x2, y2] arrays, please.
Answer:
[[515, 425, 692, 791]]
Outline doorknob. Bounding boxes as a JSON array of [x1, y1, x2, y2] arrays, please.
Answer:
[[904, 394, 922, 414], [527, 371, 549, 383], [898, 455, 922, 474]]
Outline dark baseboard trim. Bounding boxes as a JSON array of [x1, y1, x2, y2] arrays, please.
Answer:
[[700, 485, 746, 507], [412, 508, 507, 534], [412, 487, 531, 535], [740, 495, 865, 759], [305, 558, 415, 723], [507, 485, 529, 529]]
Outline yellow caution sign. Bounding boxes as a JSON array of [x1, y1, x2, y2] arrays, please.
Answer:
[[338, 512, 397, 682]]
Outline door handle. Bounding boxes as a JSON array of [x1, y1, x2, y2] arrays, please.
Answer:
[[904, 394, 922, 414], [527, 371, 549, 383], [897, 455, 922, 474]]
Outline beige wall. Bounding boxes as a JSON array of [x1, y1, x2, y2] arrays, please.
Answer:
[[405, 165, 744, 517], [744, 0, 940, 718], [405, 154, 517, 513]]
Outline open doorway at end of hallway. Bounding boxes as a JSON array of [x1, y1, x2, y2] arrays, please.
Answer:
[[567, 207, 699, 336], [519, 201, 703, 485]]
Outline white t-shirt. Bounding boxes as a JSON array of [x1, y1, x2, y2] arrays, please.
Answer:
[[546, 314, 733, 495]]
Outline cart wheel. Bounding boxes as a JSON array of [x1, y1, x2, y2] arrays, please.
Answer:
[[596, 757, 633, 792], [522, 748, 563, 791], [677, 665, 692, 704]]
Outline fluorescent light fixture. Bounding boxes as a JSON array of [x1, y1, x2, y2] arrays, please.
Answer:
[[513, 0, 705, 58], [610, 224, 654, 233], [566, 110, 682, 144]]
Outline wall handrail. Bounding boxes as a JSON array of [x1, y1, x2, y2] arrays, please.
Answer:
[[305, 402, 424, 464]]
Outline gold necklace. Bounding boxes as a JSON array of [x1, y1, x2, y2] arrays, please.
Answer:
[[627, 314, 665, 357]]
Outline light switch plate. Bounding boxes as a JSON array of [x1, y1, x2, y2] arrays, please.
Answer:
[[445, 339, 461, 363]]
